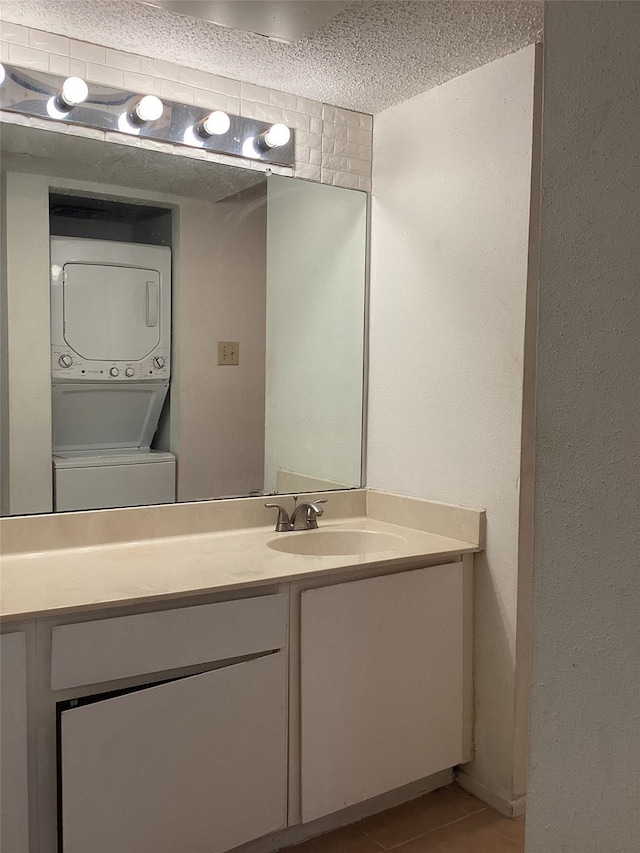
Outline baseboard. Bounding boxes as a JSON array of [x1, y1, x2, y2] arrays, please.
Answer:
[[455, 770, 527, 818], [234, 768, 454, 853]]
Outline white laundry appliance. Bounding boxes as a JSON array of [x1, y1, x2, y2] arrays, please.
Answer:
[[50, 236, 176, 511]]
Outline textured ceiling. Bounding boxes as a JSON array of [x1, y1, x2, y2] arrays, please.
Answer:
[[0, 1, 543, 113], [0, 124, 265, 203]]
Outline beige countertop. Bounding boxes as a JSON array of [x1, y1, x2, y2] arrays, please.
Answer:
[[0, 516, 479, 622]]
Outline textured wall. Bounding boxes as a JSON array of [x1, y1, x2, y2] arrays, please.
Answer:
[[177, 185, 268, 501], [527, 3, 640, 850], [2, 172, 53, 515], [265, 176, 366, 493], [368, 46, 536, 811]]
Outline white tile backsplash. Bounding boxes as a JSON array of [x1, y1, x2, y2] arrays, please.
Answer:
[[323, 121, 347, 140], [269, 89, 298, 111], [123, 70, 161, 95], [297, 96, 323, 118], [240, 81, 270, 104], [1, 24, 372, 191], [296, 163, 322, 181], [8, 43, 48, 70], [0, 22, 29, 45], [335, 140, 360, 158], [322, 153, 348, 172], [29, 30, 68, 55], [68, 58, 87, 78], [210, 74, 241, 98], [48, 54, 70, 77], [333, 170, 359, 189], [225, 96, 240, 114], [106, 48, 141, 72], [347, 126, 371, 145], [86, 62, 124, 87], [254, 102, 284, 124], [160, 78, 195, 103], [194, 88, 228, 111], [322, 136, 335, 154], [178, 65, 212, 89], [67, 124, 106, 141], [283, 110, 310, 131], [69, 39, 105, 64], [347, 158, 371, 176], [153, 58, 180, 81]]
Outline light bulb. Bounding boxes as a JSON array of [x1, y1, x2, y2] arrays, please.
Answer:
[[0, 64, 6, 86], [58, 76, 88, 108], [132, 95, 164, 124], [263, 123, 290, 149], [199, 110, 231, 137]]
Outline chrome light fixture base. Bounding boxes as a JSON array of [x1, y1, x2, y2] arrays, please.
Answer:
[[0, 63, 295, 167]]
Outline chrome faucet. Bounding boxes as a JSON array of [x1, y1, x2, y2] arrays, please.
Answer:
[[265, 498, 327, 532], [291, 499, 327, 530]]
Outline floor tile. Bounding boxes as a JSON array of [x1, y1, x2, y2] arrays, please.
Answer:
[[391, 810, 522, 852], [440, 785, 488, 816], [356, 788, 467, 849], [283, 824, 383, 853], [493, 815, 526, 845]]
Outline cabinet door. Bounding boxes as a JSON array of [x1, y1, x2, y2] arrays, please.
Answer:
[[0, 632, 30, 853], [60, 653, 287, 853], [300, 563, 465, 822]]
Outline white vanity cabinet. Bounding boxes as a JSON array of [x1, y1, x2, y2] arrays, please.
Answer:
[[0, 632, 30, 853], [51, 595, 289, 853], [299, 562, 471, 822]]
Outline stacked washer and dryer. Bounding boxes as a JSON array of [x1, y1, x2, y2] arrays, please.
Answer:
[[50, 236, 176, 511]]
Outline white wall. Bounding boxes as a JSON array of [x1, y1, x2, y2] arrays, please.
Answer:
[[527, 3, 640, 850], [1, 172, 53, 515], [264, 175, 366, 494], [176, 184, 267, 501], [368, 46, 537, 811]]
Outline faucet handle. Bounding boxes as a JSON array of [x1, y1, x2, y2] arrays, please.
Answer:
[[265, 503, 292, 532]]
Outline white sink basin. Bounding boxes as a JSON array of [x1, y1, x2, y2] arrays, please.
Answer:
[[268, 529, 406, 557]]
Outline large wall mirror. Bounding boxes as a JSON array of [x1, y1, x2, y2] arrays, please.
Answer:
[[0, 123, 368, 516]]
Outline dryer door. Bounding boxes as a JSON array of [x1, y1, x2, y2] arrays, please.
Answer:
[[63, 264, 161, 362]]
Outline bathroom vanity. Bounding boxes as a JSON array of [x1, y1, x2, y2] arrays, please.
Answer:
[[0, 489, 483, 853]]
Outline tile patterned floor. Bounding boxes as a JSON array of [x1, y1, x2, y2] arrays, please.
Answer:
[[283, 785, 525, 852]]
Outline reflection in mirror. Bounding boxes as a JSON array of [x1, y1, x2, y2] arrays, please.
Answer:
[[0, 124, 367, 516]]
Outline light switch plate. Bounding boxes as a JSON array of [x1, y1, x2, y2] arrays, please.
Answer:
[[217, 341, 239, 365]]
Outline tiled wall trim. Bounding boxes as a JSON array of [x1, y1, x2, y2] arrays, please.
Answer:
[[0, 23, 372, 191]]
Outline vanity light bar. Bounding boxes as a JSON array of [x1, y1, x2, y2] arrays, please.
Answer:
[[0, 63, 294, 166]]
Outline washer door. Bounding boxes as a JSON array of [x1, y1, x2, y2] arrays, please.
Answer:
[[63, 263, 161, 361], [52, 383, 169, 452]]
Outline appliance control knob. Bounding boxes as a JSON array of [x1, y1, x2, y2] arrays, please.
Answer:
[[125, 367, 135, 377], [153, 356, 165, 369], [58, 354, 73, 368], [109, 367, 120, 377]]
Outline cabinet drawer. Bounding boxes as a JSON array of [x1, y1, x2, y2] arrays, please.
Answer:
[[51, 593, 288, 690], [60, 653, 288, 853]]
